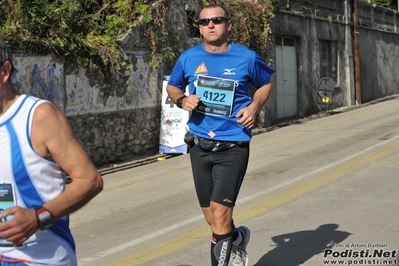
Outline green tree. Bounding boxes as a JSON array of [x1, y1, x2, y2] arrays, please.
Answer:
[[369, 0, 398, 10], [0, 0, 275, 75], [0, 0, 164, 74]]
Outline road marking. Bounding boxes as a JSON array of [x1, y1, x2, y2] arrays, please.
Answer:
[[78, 215, 204, 265], [374, 161, 399, 168], [80, 135, 399, 266]]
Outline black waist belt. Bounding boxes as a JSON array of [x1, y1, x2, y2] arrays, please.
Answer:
[[193, 135, 248, 152]]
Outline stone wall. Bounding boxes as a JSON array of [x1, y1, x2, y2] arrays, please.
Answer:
[[68, 107, 160, 166], [12, 52, 163, 167]]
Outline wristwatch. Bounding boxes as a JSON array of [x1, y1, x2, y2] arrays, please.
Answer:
[[176, 95, 187, 109], [35, 207, 54, 230]]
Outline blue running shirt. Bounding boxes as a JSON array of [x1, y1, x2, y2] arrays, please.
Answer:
[[168, 42, 275, 142]]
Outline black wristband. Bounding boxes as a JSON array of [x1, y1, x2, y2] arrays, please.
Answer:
[[176, 95, 187, 109]]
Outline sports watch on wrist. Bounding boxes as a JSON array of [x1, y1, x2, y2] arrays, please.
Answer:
[[35, 207, 54, 230], [176, 95, 186, 109]]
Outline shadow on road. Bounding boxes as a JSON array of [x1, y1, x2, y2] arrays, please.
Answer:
[[254, 223, 351, 266]]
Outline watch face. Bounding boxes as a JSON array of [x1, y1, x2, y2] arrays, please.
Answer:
[[177, 98, 183, 107], [37, 209, 53, 230], [38, 211, 51, 221], [177, 96, 186, 108]]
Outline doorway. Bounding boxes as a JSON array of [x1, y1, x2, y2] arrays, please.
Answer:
[[276, 37, 298, 118]]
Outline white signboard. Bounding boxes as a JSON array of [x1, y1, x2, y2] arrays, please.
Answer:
[[159, 79, 190, 154]]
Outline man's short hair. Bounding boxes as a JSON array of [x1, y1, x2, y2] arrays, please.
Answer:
[[0, 35, 17, 75], [201, 4, 230, 21]]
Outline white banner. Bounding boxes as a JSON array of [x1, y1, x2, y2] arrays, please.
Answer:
[[159, 79, 189, 154]]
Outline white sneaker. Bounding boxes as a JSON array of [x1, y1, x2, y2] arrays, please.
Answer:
[[231, 226, 251, 266]]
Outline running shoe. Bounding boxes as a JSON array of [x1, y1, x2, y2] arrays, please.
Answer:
[[231, 226, 251, 266]]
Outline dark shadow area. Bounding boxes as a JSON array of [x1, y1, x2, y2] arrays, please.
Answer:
[[254, 223, 351, 266]]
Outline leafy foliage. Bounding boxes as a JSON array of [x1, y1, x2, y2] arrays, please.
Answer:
[[201, 0, 275, 58], [0, 0, 274, 75], [0, 0, 160, 75], [368, 0, 398, 10]]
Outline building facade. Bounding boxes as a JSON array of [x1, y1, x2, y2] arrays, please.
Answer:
[[272, 0, 399, 120]]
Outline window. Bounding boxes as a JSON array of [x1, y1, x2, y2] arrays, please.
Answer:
[[276, 36, 295, 46], [320, 40, 338, 83], [320, 40, 330, 78]]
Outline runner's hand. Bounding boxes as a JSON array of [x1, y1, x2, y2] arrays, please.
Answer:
[[182, 95, 201, 111], [0, 206, 37, 245], [236, 105, 257, 128]]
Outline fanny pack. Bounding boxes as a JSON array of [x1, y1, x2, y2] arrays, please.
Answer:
[[190, 134, 248, 152]]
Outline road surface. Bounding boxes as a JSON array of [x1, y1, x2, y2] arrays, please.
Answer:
[[71, 96, 399, 266]]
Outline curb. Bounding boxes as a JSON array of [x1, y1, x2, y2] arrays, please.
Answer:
[[97, 154, 172, 176]]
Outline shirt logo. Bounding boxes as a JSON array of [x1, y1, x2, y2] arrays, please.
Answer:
[[223, 68, 236, 75], [195, 62, 208, 76]]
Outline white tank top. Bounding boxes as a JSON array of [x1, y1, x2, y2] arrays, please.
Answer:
[[0, 95, 76, 265]]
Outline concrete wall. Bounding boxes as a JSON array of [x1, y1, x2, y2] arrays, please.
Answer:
[[357, 2, 399, 103], [358, 27, 399, 102], [12, 52, 162, 166], [273, 5, 351, 117], [273, 0, 399, 117]]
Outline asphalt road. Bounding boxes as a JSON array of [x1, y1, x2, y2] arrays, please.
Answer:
[[71, 95, 399, 266]]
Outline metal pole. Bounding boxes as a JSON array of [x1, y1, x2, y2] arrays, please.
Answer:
[[352, 0, 362, 105]]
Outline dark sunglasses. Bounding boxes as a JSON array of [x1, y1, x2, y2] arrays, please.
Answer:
[[198, 17, 228, 26]]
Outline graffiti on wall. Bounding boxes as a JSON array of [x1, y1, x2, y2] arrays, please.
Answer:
[[11, 53, 161, 116], [13, 55, 66, 112]]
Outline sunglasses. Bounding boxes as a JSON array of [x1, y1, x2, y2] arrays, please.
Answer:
[[198, 17, 228, 26]]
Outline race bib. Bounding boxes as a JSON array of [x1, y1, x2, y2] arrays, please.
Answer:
[[195, 75, 236, 116], [0, 183, 16, 247]]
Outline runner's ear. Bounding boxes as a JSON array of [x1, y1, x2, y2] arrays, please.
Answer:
[[0, 61, 12, 82]]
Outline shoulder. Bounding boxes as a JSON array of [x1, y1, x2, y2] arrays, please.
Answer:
[[33, 100, 68, 128], [230, 42, 252, 52], [230, 42, 257, 58], [30, 99, 73, 160], [16, 95, 55, 120], [20, 95, 52, 112], [34, 100, 61, 116]]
